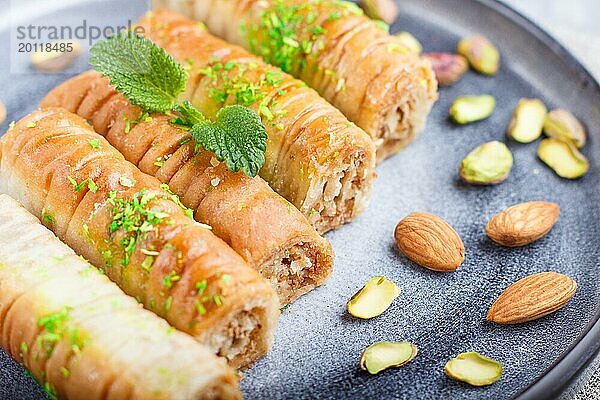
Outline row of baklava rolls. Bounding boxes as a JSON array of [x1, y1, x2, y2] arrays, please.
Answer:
[[0, 4, 438, 398]]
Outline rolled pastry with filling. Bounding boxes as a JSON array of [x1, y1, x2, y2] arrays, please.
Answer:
[[41, 70, 334, 305], [0, 194, 241, 400], [135, 9, 376, 233], [0, 108, 279, 368], [151, 1, 438, 161]]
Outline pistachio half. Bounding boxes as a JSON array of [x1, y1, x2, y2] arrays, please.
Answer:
[[457, 35, 500, 75], [359, 0, 399, 24], [347, 276, 400, 319], [543, 109, 586, 148], [459, 141, 513, 185], [449, 95, 495, 124], [360, 342, 418, 374], [537, 138, 589, 179], [395, 32, 422, 54], [507, 98, 547, 143], [445, 352, 503, 386]]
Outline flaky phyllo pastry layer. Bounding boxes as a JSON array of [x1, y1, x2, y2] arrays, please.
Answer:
[[0, 194, 242, 400], [42, 71, 335, 305], [0, 108, 280, 368], [136, 9, 377, 234], [151, 0, 439, 161]]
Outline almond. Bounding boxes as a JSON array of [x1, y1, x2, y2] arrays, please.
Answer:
[[487, 272, 576, 324], [394, 212, 464, 272], [485, 201, 559, 247]]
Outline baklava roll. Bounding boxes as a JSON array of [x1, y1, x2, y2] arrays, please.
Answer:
[[136, 9, 376, 233], [0, 108, 279, 368], [0, 194, 241, 400], [41, 71, 334, 305], [151, 0, 439, 161]]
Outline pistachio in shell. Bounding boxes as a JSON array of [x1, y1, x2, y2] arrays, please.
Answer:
[[537, 138, 589, 179], [543, 109, 586, 148], [445, 352, 503, 386], [347, 276, 400, 319], [507, 98, 547, 143], [457, 35, 500, 75], [459, 141, 513, 185], [449, 95, 495, 124], [360, 342, 418, 374]]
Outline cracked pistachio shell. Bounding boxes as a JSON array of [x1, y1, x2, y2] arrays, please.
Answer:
[[360, 342, 418, 374], [460, 141, 513, 185], [449, 95, 495, 124], [445, 352, 503, 386], [457, 35, 500, 75], [395, 32, 422, 54], [347, 276, 400, 319], [507, 98, 548, 143], [537, 138, 589, 179], [543, 109, 586, 148]]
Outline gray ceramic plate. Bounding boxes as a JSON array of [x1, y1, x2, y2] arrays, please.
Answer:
[[0, 0, 599, 399]]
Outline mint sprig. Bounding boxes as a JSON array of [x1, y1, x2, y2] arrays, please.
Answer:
[[191, 106, 267, 178], [89, 34, 267, 177], [89, 33, 187, 113]]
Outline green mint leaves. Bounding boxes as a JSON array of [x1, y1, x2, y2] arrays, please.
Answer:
[[191, 106, 267, 178], [89, 33, 267, 177], [89, 33, 187, 113]]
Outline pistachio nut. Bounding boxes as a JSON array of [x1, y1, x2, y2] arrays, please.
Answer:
[[423, 53, 468, 87], [31, 41, 82, 72], [359, 0, 399, 24], [445, 352, 503, 386], [360, 342, 418, 374], [543, 109, 586, 148], [450, 95, 496, 124], [395, 32, 422, 54], [457, 35, 500, 75], [537, 138, 589, 179], [347, 276, 400, 319], [507, 98, 548, 143], [459, 141, 513, 185]]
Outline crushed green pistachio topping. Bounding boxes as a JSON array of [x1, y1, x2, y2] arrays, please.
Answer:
[[36, 307, 86, 359], [107, 190, 171, 267], [163, 270, 181, 289], [123, 111, 152, 134], [246, 0, 362, 73], [68, 176, 98, 193], [199, 60, 284, 121]]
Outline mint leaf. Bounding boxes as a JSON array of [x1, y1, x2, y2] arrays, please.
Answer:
[[190, 105, 267, 177], [172, 100, 207, 127], [89, 33, 188, 113]]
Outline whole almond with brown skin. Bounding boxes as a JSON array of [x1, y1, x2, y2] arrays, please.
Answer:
[[394, 212, 464, 272], [486, 201, 559, 247], [487, 272, 576, 324]]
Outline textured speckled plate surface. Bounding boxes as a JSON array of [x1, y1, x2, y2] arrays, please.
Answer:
[[1, 0, 599, 399]]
